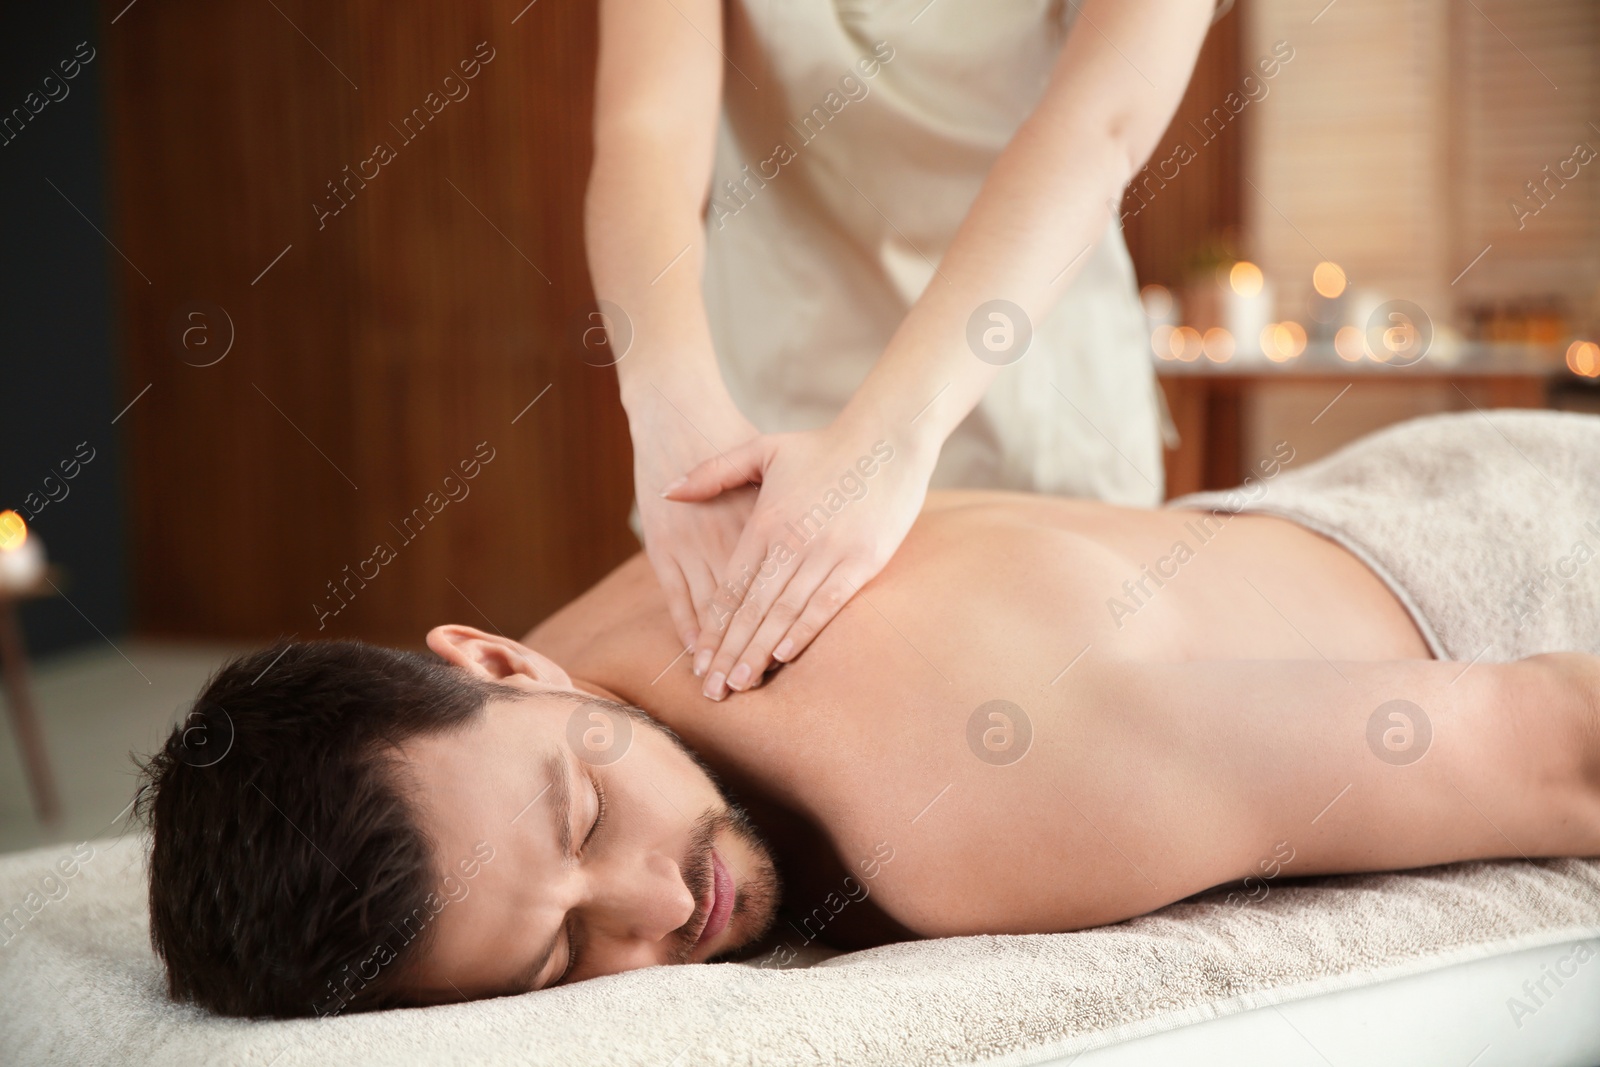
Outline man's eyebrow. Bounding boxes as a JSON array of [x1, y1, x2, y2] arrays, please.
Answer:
[[545, 751, 573, 863], [507, 753, 574, 995]]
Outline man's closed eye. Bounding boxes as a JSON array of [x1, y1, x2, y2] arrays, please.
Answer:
[[553, 777, 607, 985]]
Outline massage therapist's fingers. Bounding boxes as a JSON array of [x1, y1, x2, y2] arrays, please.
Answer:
[[648, 553, 700, 651], [690, 556, 737, 679], [684, 560, 730, 671], [766, 565, 863, 670], [683, 422, 936, 694], [639, 474, 760, 676], [699, 528, 805, 700], [648, 494, 762, 678], [719, 556, 837, 693], [661, 436, 770, 503]]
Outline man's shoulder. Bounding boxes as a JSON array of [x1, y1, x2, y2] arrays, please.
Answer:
[[522, 551, 656, 659]]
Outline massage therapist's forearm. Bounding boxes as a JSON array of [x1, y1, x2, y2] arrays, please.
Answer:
[[837, 0, 1215, 453], [585, 0, 735, 421]]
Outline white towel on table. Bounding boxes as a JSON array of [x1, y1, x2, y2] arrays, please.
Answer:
[[4, 409, 1599, 1066]]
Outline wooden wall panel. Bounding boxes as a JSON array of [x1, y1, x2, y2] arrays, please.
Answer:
[[1246, 0, 1454, 324], [1117, 1, 1244, 493], [107, 0, 635, 646], [105, 1, 1240, 645], [1121, 0, 1243, 287]]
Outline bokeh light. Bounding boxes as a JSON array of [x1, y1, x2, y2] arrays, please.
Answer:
[[1202, 327, 1234, 363], [1260, 321, 1307, 362], [1228, 261, 1264, 298], [1141, 284, 1174, 320], [1334, 325, 1365, 361], [1568, 340, 1600, 378], [0, 510, 27, 552], [1377, 315, 1418, 360], [1313, 261, 1347, 299], [1151, 325, 1176, 359], [1173, 326, 1203, 362]]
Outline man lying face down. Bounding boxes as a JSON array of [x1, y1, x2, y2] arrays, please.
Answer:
[[141, 489, 1600, 1018]]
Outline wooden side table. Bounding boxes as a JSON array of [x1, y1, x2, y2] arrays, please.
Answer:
[[1156, 353, 1559, 499], [0, 568, 63, 823]]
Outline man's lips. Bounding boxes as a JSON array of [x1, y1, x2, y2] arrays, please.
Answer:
[[694, 850, 735, 950]]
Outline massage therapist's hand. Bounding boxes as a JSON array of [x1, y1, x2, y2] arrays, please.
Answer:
[[632, 399, 762, 659], [663, 419, 936, 699]]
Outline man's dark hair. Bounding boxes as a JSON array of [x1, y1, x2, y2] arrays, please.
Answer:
[[137, 639, 526, 1019]]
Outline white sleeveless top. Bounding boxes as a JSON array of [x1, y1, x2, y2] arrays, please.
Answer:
[[700, 0, 1167, 506]]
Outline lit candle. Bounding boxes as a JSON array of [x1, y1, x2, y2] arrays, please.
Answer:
[[1224, 261, 1274, 362], [0, 510, 46, 593], [1568, 340, 1600, 378], [1308, 260, 1348, 342], [1259, 321, 1308, 363]]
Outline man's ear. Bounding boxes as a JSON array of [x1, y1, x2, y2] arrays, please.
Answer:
[[425, 624, 574, 690]]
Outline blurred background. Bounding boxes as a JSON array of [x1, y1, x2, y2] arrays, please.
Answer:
[[1, 0, 1597, 851]]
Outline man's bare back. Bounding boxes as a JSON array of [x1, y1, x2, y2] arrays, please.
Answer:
[[138, 487, 1600, 1014], [525, 489, 1599, 939]]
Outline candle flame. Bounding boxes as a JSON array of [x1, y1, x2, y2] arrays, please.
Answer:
[[1202, 327, 1235, 363], [1334, 325, 1365, 362], [0, 510, 26, 552], [1260, 321, 1307, 362], [1567, 340, 1599, 378], [1173, 326, 1204, 362], [1229, 261, 1264, 298], [1313, 261, 1347, 299]]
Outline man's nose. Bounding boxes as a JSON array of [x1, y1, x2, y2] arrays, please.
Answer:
[[590, 848, 697, 945]]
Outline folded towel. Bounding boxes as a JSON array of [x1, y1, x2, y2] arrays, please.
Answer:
[[3, 409, 1597, 1066]]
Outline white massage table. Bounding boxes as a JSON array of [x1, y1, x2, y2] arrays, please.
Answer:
[[1052, 940, 1600, 1065], [2, 833, 1597, 1066], [8, 412, 1600, 1065]]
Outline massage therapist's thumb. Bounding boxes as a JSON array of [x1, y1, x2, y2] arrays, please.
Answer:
[[659, 439, 764, 501]]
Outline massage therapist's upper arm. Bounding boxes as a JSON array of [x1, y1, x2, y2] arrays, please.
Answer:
[[592, 0, 723, 210], [1039, 0, 1215, 180]]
